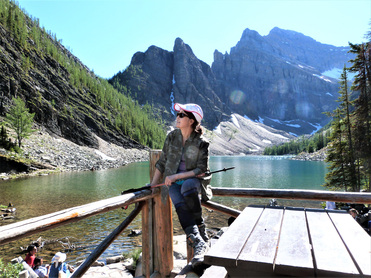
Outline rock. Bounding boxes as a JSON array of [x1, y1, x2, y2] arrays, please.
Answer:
[[18, 270, 29, 278], [81, 262, 133, 278], [134, 259, 143, 277], [105, 255, 124, 264], [128, 229, 142, 237], [291, 147, 327, 161], [75, 260, 104, 267]]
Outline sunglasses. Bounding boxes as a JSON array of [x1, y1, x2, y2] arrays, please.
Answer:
[[177, 112, 189, 118]]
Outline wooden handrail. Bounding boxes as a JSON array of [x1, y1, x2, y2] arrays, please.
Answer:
[[0, 189, 156, 245], [72, 202, 145, 277], [202, 200, 241, 217], [211, 187, 371, 204]]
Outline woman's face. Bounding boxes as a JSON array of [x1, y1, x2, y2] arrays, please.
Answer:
[[176, 109, 194, 129]]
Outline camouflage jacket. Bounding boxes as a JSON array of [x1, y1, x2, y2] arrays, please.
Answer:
[[155, 129, 212, 200]]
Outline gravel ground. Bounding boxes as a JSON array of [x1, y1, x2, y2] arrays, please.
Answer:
[[20, 126, 150, 173]]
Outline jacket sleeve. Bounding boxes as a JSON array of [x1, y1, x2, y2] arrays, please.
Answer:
[[194, 139, 210, 176], [155, 133, 170, 174]]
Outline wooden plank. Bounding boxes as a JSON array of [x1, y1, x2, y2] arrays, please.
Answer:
[[274, 208, 314, 276], [204, 206, 264, 268], [0, 190, 155, 245], [211, 187, 371, 203], [306, 210, 360, 276], [328, 212, 371, 277], [237, 208, 284, 274]]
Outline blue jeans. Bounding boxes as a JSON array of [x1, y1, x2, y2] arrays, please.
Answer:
[[169, 178, 202, 231]]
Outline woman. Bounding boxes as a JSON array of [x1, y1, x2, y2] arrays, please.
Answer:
[[49, 252, 74, 278], [25, 245, 37, 268], [150, 103, 212, 267], [33, 257, 49, 278]]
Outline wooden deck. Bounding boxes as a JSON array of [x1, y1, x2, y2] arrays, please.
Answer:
[[204, 206, 371, 277]]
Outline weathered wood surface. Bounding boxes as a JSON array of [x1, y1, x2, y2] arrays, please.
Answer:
[[71, 202, 144, 278], [0, 190, 155, 245], [204, 206, 264, 268], [142, 199, 154, 276], [306, 210, 359, 276], [204, 206, 370, 277], [211, 187, 371, 203], [153, 185, 173, 276], [238, 208, 283, 273], [146, 150, 174, 277], [328, 212, 371, 276], [274, 208, 313, 276]]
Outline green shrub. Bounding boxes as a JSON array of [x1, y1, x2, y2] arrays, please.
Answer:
[[0, 259, 23, 278]]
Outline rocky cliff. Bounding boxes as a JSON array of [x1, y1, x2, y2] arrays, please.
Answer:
[[113, 28, 354, 136], [110, 38, 230, 130]]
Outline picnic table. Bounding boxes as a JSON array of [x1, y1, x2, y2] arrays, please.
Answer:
[[204, 206, 371, 277]]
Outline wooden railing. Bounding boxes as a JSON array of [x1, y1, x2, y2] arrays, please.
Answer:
[[1, 150, 370, 278]]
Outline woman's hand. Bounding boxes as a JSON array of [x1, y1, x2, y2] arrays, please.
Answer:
[[165, 174, 179, 186]]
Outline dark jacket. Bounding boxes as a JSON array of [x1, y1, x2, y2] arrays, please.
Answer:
[[155, 129, 212, 200]]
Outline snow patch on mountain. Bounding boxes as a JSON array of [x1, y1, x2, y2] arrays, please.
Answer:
[[206, 114, 294, 155], [231, 114, 241, 128], [322, 67, 357, 80]]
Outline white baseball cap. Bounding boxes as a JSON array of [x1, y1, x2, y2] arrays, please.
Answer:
[[52, 252, 66, 264], [174, 103, 203, 123]]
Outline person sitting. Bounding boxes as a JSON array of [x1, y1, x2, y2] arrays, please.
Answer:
[[49, 252, 74, 278], [33, 257, 49, 278], [150, 103, 212, 267], [325, 201, 336, 210], [25, 245, 37, 268]]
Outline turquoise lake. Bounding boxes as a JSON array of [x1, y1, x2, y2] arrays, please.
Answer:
[[0, 156, 328, 264]]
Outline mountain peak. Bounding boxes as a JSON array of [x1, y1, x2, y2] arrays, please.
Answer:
[[240, 28, 263, 42], [266, 27, 318, 45]]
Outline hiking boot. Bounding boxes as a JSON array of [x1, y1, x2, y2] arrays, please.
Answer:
[[198, 223, 209, 242], [187, 233, 208, 267]]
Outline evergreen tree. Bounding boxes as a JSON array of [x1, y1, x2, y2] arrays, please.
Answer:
[[5, 97, 35, 148], [324, 67, 359, 191], [324, 109, 348, 190], [349, 41, 371, 191], [0, 125, 8, 146]]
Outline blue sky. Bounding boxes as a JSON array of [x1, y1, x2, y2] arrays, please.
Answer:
[[16, 0, 370, 79]]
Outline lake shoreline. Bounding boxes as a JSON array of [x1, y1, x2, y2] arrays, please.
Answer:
[[0, 126, 326, 182], [0, 127, 150, 181]]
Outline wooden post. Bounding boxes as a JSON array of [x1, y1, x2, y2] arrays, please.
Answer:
[[142, 150, 173, 278], [142, 198, 153, 277]]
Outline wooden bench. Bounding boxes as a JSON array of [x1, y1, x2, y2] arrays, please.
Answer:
[[204, 206, 371, 277]]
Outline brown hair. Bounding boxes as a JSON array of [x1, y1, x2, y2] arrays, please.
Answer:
[[184, 111, 203, 134]]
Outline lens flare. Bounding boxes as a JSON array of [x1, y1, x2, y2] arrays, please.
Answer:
[[229, 90, 246, 105], [295, 101, 311, 118]]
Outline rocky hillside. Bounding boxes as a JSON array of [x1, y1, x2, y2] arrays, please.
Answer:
[[0, 23, 143, 149], [0, 1, 166, 153], [205, 114, 294, 155]]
